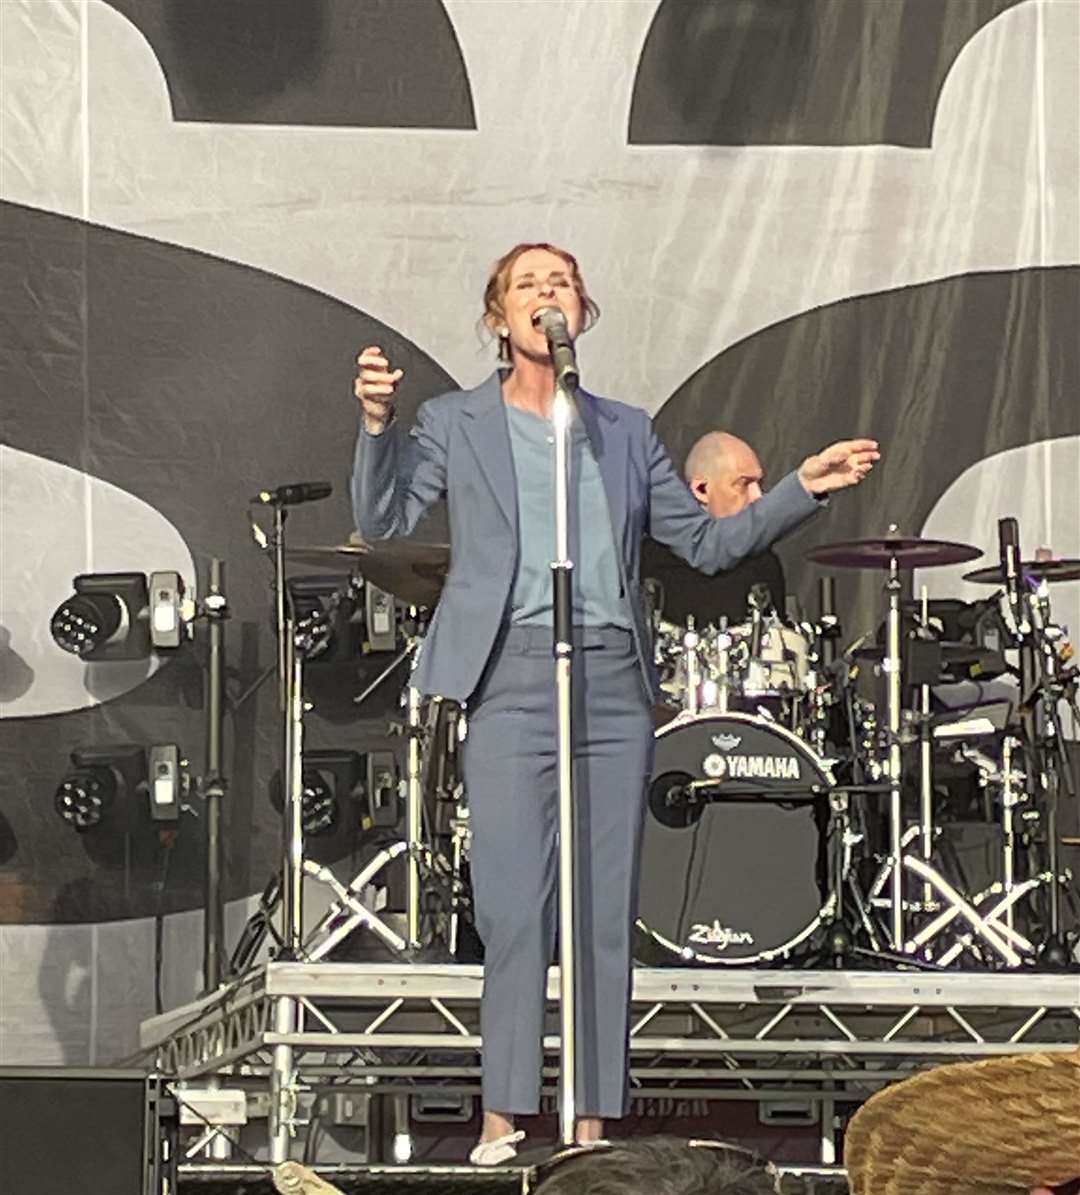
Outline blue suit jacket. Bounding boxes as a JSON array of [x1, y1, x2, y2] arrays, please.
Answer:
[[351, 372, 821, 702]]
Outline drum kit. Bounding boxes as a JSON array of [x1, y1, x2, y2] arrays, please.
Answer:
[[263, 517, 1080, 973]]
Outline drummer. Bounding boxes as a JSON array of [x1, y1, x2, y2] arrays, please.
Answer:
[[643, 431, 787, 626]]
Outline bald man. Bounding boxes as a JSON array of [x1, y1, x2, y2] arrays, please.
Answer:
[[642, 431, 787, 627]]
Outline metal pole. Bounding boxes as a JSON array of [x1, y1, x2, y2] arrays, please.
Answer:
[[281, 634, 305, 955], [684, 619, 701, 716], [274, 507, 288, 711], [1002, 736, 1018, 936], [202, 558, 227, 992], [918, 587, 934, 912], [885, 557, 904, 950], [551, 381, 577, 1146], [269, 995, 297, 1163], [406, 684, 423, 950]]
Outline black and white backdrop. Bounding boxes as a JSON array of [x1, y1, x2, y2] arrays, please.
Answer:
[[1, 0, 1077, 1064]]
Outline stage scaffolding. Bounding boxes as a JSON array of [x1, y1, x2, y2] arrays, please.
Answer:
[[141, 962, 1080, 1172]]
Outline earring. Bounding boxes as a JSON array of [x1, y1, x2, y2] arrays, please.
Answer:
[[497, 330, 511, 368]]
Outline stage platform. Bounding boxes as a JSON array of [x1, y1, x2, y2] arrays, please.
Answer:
[[141, 963, 1080, 1178], [175, 1160, 850, 1193]]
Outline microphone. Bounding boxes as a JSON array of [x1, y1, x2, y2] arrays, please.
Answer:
[[252, 481, 333, 506], [747, 583, 772, 658], [997, 516, 1023, 626], [535, 306, 580, 390], [818, 575, 837, 666]]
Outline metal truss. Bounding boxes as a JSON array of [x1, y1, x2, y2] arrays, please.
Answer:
[[143, 963, 1080, 1099]]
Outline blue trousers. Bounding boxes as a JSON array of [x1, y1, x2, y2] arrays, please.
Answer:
[[462, 625, 654, 1118]]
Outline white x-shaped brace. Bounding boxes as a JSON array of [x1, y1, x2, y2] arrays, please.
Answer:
[[302, 842, 410, 960], [902, 856, 1042, 966]]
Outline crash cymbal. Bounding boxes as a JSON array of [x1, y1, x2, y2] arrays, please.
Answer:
[[289, 537, 449, 608], [962, 558, 1080, 585], [806, 536, 982, 570]]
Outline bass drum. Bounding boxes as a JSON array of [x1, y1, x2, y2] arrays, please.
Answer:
[[636, 711, 835, 965]]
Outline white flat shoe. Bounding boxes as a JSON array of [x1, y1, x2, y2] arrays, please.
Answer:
[[468, 1129, 526, 1166]]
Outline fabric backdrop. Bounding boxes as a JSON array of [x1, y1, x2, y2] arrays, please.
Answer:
[[0, 0, 1077, 1064]]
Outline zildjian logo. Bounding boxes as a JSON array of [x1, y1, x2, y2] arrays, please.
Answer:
[[688, 921, 754, 949]]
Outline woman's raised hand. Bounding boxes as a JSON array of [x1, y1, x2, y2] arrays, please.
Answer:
[[354, 346, 403, 434]]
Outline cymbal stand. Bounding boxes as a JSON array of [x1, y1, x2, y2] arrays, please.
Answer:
[[916, 588, 936, 913], [904, 739, 1036, 966], [406, 683, 423, 949], [883, 551, 904, 950], [269, 503, 303, 1163], [1023, 579, 1076, 961]]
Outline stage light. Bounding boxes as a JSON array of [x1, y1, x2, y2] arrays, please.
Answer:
[[285, 577, 363, 665], [50, 571, 192, 660], [299, 769, 338, 836], [270, 750, 369, 852], [55, 769, 116, 831], [54, 744, 187, 832]]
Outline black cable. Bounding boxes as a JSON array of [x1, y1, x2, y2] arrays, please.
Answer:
[[152, 832, 177, 1016]]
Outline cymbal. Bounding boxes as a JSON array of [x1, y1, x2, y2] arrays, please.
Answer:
[[289, 538, 449, 608], [962, 558, 1080, 585], [806, 536, 982, 570]]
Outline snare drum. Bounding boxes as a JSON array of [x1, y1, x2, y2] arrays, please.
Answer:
[[635, 711, 837, 965]]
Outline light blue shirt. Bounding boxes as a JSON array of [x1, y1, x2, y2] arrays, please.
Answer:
[[505, 403, 629, 628]]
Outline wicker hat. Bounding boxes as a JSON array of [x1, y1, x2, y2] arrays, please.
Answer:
[[845, 1047, 1080, 1195], [272, 1161, 346, 1195]]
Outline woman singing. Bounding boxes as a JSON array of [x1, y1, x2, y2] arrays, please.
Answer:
[[351, 243, 878, 1163]]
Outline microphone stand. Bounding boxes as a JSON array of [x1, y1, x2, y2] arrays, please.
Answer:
[[267, 501, 304, 1163], [551, 376, 578, 1147], [202, 558, 228, 992]]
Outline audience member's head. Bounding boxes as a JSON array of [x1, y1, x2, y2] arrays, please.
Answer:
[[533, 1136, 781, 1195], [683, 432, 765, 518]]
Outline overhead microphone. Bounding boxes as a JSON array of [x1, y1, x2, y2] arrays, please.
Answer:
[[252, 481, 333, 507], [535, 306, 580, 390], [997, 516, 1023, 627]]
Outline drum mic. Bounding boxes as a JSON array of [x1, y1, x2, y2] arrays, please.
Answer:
[[818, 575, 837, 667], [252, 480, 333, 506], [747, 583, 772, 658], [534, 306, 580, 390], [997, 516, 1025, 632]]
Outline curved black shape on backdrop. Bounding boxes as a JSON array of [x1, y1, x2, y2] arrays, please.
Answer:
[[104, 0, 476, 129], [0, 199, 457, 923], [629, 0, 1024, 147], [652, 266, 1080, 633]]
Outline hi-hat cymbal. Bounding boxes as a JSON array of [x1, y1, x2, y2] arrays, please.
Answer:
[[962, 558, 1080, 585], [289, 537, 449, 608], [805, 537, 982, 570]]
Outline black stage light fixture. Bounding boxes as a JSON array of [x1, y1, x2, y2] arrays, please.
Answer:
[[50, 571, 189, 660], [55, 745, 145, 831], [54, 744, 187, 832], [271, 749, 369, 848], [286, 576, 364, 665]]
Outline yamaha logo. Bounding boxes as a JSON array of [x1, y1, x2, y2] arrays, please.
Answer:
[[701, 752, 802, 781]]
